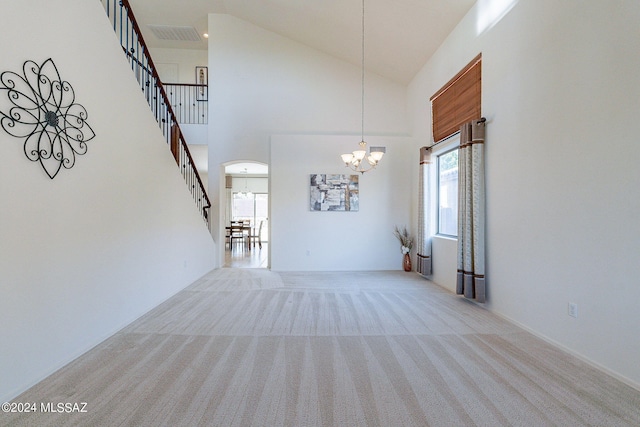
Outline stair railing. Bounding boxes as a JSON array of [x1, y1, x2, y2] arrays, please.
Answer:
[[164, 83, 208, 125], [100, 0, 211, 223]]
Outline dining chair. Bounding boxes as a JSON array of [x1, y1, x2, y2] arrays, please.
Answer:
[[229, 222, 247, 251], [225, 226, 231, 249], [247, 220, 263, 250]]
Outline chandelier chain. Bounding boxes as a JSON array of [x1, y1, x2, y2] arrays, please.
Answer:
[[361, 0, 365, 142]]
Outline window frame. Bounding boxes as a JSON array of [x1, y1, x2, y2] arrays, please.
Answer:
[[433, 135, 460, 238]]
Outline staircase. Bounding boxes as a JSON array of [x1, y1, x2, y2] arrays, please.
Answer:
[[100, 0, 211, 223]]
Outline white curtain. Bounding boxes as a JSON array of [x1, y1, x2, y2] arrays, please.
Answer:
[[456, 119, 486, 302], [417, 147, 432, 276]]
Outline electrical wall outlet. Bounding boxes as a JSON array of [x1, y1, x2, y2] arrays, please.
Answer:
[[568, 302, 578, 318]]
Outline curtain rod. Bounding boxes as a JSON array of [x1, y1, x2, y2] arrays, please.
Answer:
[[427, 117, 486, 150]]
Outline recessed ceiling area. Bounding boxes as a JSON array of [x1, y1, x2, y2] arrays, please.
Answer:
[[128, 0, 476, 84]]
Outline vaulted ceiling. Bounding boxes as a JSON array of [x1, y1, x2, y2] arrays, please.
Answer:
[[129, 0, 476, 85]]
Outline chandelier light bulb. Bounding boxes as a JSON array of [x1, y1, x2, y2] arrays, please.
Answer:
[[341, 153, 354, 164]]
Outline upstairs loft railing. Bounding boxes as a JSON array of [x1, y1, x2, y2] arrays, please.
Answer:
[[164, 83, 208, 125], [100, 0, 210, 222]]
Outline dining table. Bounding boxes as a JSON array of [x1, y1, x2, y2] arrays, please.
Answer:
[[227, 221, 252, 250]]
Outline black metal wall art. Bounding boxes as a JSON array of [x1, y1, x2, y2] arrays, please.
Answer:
[[0, 58, 95, 179]]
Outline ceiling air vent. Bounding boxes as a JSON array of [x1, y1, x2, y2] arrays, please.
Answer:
[[148, 25, 201, 42]]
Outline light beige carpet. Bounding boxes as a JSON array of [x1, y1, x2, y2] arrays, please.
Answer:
[[3, 269, 640, 426]]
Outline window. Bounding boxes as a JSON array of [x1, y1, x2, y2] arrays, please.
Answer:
[[430, 54, 480, 238], [437, 148, 458, 236]]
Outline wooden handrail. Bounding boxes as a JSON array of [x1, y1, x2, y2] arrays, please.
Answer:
[[170, 124, 180, 165], [101, 0, 211, 222], [163, 83, 207, 88]]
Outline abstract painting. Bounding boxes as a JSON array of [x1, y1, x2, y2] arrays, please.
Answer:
[[310, 174, 359, 211]]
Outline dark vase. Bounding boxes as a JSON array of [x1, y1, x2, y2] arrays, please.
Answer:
[[403, 253, 412, 272]]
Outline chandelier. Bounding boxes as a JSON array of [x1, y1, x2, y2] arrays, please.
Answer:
[[237, 168, 253, 199], [340, 0, 385, 174]]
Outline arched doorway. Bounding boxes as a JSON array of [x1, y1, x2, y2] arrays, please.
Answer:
[[222, 161, 269, 268]]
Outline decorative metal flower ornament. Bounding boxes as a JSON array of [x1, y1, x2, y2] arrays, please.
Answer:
[[0, 58, 95, 179]]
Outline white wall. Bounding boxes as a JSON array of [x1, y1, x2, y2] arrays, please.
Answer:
[[181, 124, 208, 146], [0, 0, 215, 401], [271, 135, 413, 271], [208, 14, 409, 266], [229, 176, 269, 194], [408, 0, 640, 387], [150, 47, 208, 84], [431, 237, 458, 291]]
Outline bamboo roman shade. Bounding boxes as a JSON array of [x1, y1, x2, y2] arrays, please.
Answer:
[[430, 54, 481, 143]]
